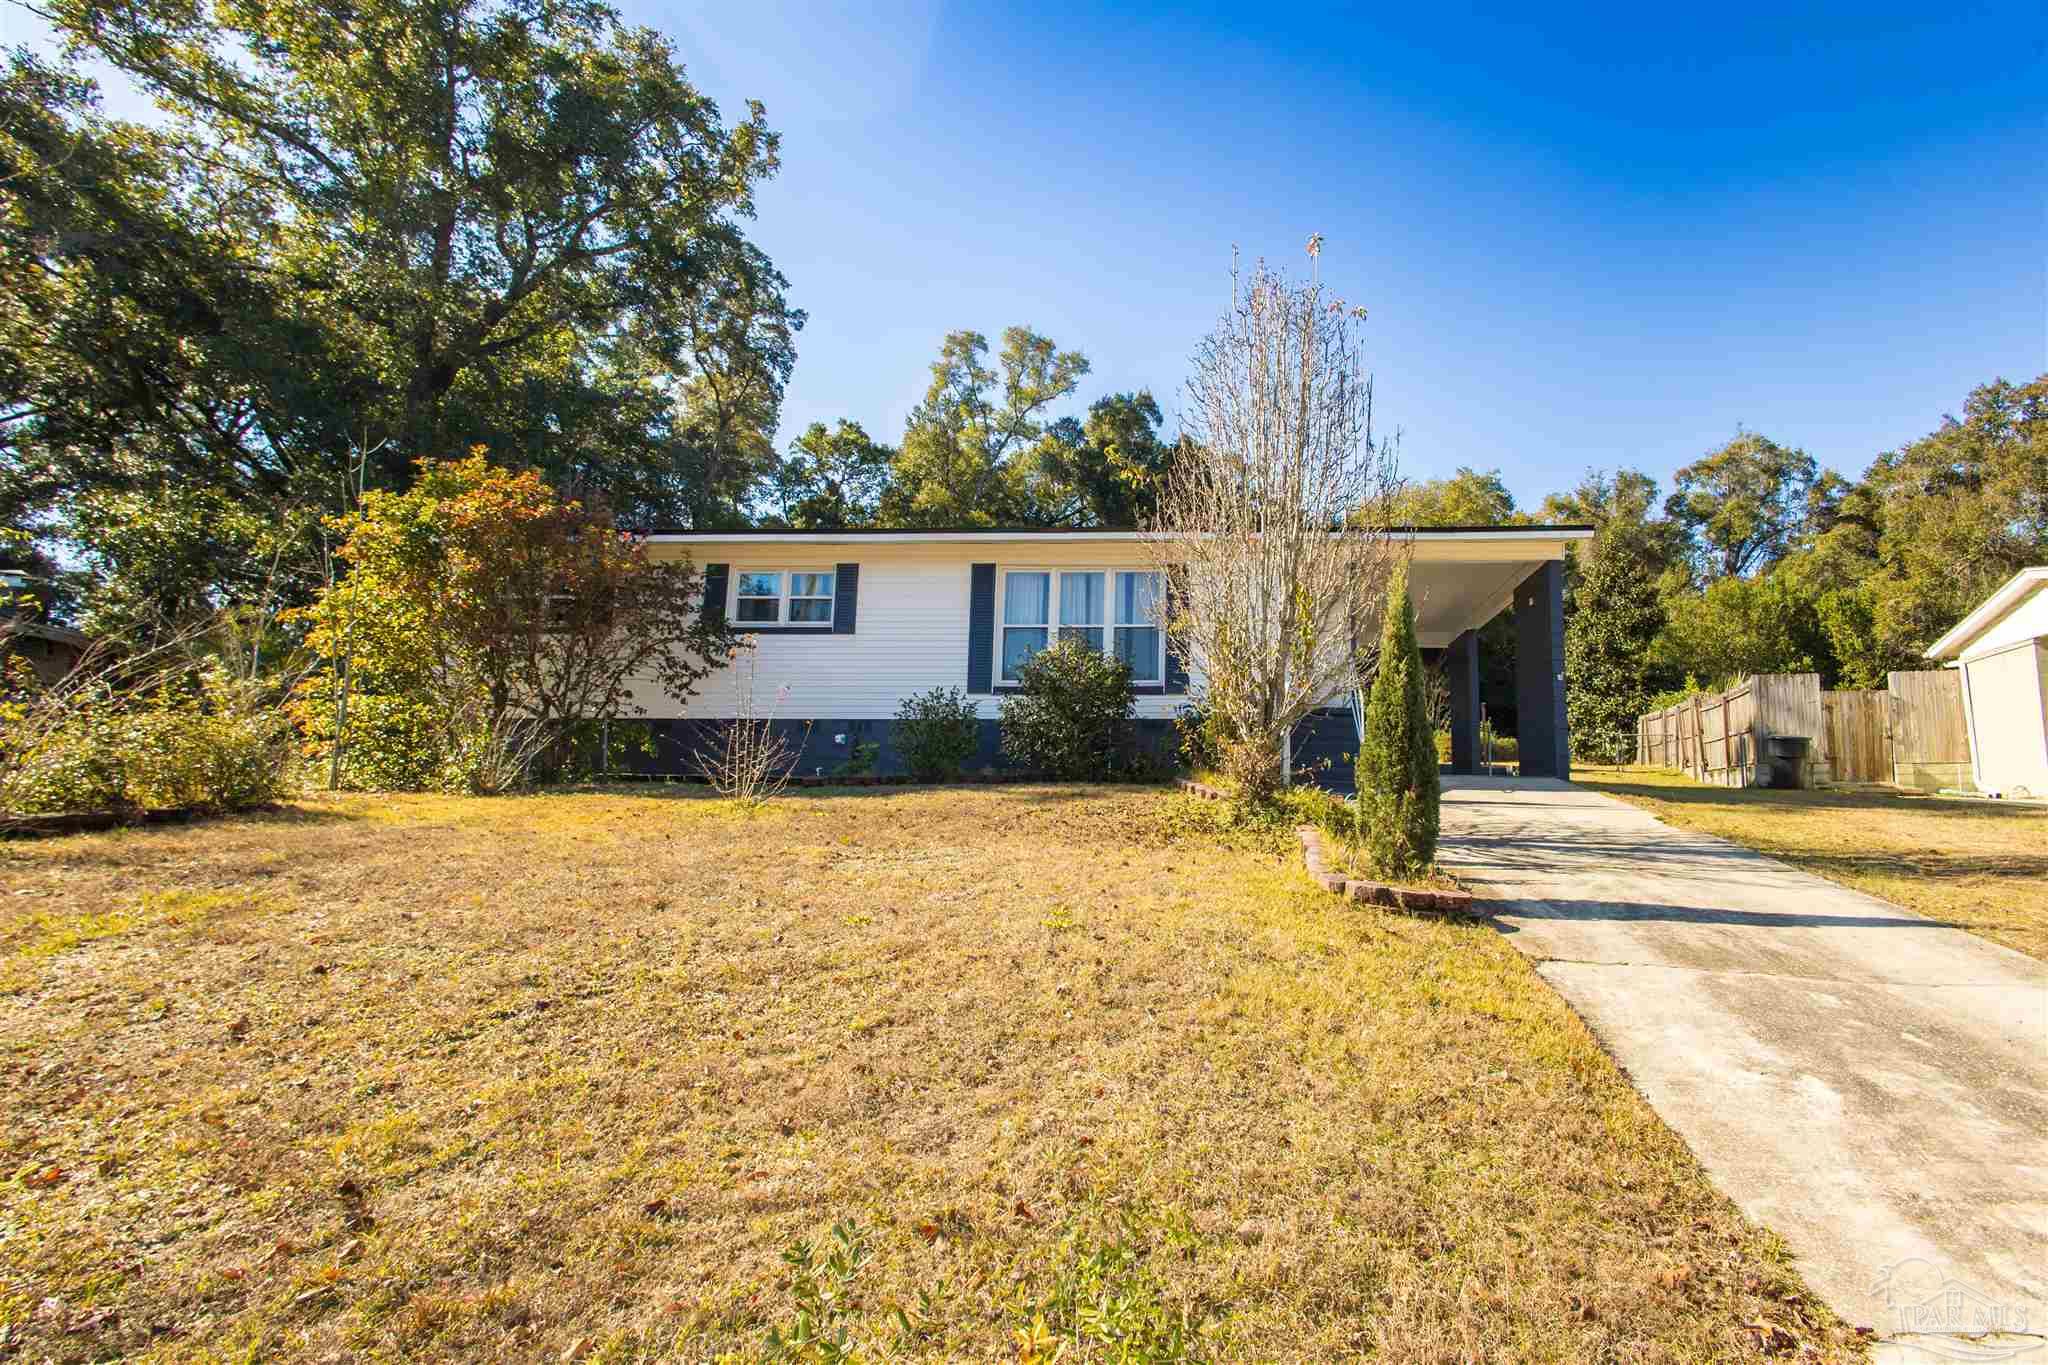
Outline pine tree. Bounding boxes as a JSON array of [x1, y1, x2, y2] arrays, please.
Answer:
[[1356, 569, 1440, 878], [1565, 526, 1671, 764]]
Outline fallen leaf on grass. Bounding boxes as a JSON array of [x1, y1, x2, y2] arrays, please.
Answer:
[[1743, 1321, 1799, 1355]]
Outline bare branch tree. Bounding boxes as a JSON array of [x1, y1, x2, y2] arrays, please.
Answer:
[[696, 648, 808, 809], [1145, 241, 1405, 796]]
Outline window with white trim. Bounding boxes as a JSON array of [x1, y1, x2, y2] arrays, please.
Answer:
[[1001, 571, 1050, 680], [1113, 570, 1162, 682], [733, 570, 835, 626], [1000, 568, 1162, 684]]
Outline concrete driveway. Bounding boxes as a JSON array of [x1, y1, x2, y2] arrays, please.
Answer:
[[1437, 777, 2047, 1363]]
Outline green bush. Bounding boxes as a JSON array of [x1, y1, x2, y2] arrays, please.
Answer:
[[0, 662, 296, 817], [1356, 569, 1440, 878], [838, 738, 880, 778], [893, 686, 981, 781], [1172, 703, 1220, 774], [998, 636, 1136, 780]]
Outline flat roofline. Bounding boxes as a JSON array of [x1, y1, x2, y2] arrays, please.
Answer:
[[641, 525, 1595, 544]]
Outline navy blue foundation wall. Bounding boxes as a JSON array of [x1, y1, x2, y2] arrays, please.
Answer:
[[606, 708, 1365, 791], [1288, 708, 1361, 792], [608, 717, 1183, 780]]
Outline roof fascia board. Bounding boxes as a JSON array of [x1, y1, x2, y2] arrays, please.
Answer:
[[1924, 567, 2048, 660]]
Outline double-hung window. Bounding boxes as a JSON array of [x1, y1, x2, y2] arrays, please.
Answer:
[[734, 570, 835, 626], [1000, 568, 1163, 684], [1001, 571, 1051, 681], [1113, 570, 1161, 683]]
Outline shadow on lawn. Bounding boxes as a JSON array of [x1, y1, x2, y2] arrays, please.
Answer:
[[4, 800, 370, 842], [1583, 779, 2048, 824], [1445, 828, 2048, 887], [1487, 899, 1970, 931]]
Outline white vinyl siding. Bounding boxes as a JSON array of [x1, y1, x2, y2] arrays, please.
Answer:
[[627, 543, 1190, 722], [1957, 638, 2048, 798], [630, 535, 1579, 723], [1963, 585, 2048, 658]]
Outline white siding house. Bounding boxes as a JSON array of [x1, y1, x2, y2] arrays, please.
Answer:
[[1926, 567, 2048, 799], [627, 526, 1592, 781]]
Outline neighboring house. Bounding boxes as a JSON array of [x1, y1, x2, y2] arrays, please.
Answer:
[[628, 526, 1593, 784], [0, 569, 89, 687], [1925, 566, 2048, 799]]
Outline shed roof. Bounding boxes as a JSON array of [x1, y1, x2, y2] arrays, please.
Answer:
[[1924, 567, 2048, 660]]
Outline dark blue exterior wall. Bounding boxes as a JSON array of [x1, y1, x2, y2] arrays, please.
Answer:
[[1513, 561, 1570, 779], [1446, 630, 1480, 774], [1288, 707, 1360, 792], [608, 717, 1182, 780]]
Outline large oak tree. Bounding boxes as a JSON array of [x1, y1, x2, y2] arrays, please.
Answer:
[[5, 0, 798, 628]]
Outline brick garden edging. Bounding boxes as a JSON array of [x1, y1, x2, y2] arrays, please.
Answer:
[[1295, 823, 1490, 920], [1174, 779, 1489, 919]]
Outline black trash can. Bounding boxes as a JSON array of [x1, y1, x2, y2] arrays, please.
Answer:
[[1765, 735, 1810, 789]]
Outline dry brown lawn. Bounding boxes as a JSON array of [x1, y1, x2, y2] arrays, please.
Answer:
[[1, 785, 1862, 1361], [1576, 766, 2048, 962]]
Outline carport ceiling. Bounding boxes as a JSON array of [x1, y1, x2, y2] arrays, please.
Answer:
[[1410, 558, 1545, 648]]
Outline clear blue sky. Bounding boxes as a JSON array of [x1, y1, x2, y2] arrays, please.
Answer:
[[9, 0, 2043, 508], [655, 1, 2045, 507]]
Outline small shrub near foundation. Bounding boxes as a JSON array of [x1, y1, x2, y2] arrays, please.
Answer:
[[893, 686, 981, 782]]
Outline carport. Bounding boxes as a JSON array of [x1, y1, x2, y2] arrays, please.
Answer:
[[1293, 526, 1593, 787]]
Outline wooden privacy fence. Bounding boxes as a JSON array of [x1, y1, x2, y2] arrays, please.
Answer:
[[1639, 670, 1969, 790], [1820, 688, 1889, 783], [1823, 670, 1970, 790], [1636, 674, 1821, 786]]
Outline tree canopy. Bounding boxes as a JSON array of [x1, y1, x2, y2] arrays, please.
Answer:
[[1388, 466, 1522, 528], [5, 0, 799, 628], [4, 0, 2040, 763], [1664, 433, 1822, 580], [761, 420, 896, 530], [882, 327, 1090, 526]]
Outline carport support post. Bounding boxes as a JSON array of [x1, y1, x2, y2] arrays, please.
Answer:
[[1448, 630, 1479, 774], [1514, 562, 1570, 779]]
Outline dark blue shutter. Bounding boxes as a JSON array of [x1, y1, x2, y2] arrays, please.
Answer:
[[1163, 570, 1188, 694], [702, 564, 728, 626], [832, 563, 858, 634], [967, 563, 996, 693]]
